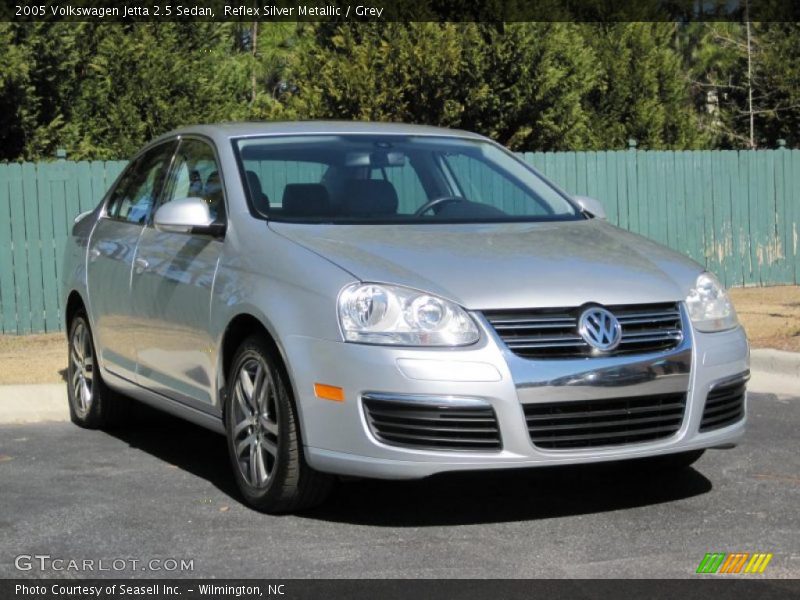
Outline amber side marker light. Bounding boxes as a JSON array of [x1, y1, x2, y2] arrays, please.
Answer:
[[314, 383, 345, 402]]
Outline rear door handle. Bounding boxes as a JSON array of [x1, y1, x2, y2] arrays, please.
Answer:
[[89, 248, 101, 261], [134, 257, 149, 274]]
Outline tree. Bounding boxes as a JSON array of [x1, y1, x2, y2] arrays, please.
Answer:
[[464, 22, 600, 150], [0, 23, 32, 159], [283, 23, 486, 128], [60, 23, 252, 159], [0, 23, 89, 159], [585, 23, 707, 149], [0, 23, 261, 160], [683, 21, 800, 148], [2, 20, 798, 160], [284, 22, 601, 150], [751, 23, 800, 147], [246, 22, 317, 121]]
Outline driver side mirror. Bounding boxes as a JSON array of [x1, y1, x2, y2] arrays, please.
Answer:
[[573, 195, 607, 220], [153, 197, 224, 236]]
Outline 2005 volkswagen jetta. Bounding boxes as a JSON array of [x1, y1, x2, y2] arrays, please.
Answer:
[[63, 122, 749, 512]]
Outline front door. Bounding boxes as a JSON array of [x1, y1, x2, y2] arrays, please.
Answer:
[[130, 138, 226, 411], [86, 141, 176, 380]]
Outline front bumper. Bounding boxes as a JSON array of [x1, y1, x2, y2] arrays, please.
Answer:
[[283, 311, 749, 479]]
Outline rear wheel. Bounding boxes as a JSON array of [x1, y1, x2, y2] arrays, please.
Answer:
[[225, 335, 333, 513], [67, 313, 131, 428]]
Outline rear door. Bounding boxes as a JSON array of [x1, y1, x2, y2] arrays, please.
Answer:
[[86, 141, 177, 380], [130, 137, 226, 410]]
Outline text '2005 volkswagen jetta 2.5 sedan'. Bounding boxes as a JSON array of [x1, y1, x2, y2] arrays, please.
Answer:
[[63, 122, 749, 512]]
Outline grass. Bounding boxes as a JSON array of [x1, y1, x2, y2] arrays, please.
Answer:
[[729, 286, 800, 353]]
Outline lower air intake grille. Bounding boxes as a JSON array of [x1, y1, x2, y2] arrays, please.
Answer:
[[362, 395, 502, 451], [700, 376, 747, 432], [523, 393, 686, 450]]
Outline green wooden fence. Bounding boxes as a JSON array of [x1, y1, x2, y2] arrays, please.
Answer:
[[0, 149, 798, 334]]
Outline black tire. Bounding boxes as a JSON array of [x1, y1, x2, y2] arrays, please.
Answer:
[[629, 449, 706, 472], [66, 312, 132, 429], [224, 335, 334, 513]]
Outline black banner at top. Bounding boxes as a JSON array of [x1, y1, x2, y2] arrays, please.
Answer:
[[3, 0, 800, 23]]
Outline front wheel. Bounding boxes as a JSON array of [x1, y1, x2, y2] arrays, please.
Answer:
[[224, 335, 333, 513]]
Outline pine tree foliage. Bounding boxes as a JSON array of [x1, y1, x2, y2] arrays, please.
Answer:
[[0, 21, 797, 160]]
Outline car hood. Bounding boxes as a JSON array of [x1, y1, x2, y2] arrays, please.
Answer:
[[269, 220, 703, 310]]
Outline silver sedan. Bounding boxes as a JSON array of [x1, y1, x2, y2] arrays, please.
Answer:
[[63, 122, 749, 512]]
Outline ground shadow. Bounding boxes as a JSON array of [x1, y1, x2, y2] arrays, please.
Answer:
[[106, 410, 713, 527], [310, 461, 712, 526], [105, 408, 239, 499]]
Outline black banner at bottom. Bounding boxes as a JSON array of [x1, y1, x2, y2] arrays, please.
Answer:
[[3, 579, 800, 600]]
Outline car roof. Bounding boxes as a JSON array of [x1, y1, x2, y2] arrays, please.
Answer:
[[154, 121, 489, 145]]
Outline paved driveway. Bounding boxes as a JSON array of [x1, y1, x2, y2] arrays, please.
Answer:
[[1, 391, 798, 578]]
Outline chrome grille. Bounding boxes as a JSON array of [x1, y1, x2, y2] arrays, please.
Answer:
[[483, 303, 683, 359], [524, 393, 687, 449], [700, 374, 748, 432], [362, 394, 501, 451]]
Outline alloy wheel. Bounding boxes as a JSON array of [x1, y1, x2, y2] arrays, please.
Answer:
[[231, 357, 280, 488], [69, 320, 94, 417]]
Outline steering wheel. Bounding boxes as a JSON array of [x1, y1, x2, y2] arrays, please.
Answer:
[[413, 196, 468, 216]]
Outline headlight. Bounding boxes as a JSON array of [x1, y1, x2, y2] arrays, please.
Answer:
[[685, 272, 738, 332], [338, 283, 480, 346]]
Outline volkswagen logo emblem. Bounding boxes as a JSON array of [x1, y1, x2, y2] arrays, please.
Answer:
[[578, 306, 622, 352]]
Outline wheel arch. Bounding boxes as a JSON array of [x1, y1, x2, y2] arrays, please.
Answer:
[[220, 313, 282, 383], [218, 313, 301, 422], [65, 290, 88, 334], [218, 311, 315, 451]]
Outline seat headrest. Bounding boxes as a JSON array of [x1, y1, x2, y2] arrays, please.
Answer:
[[245, 170, 263, 195], [205, 170, 220, 191], [282, 183, 331, 217], [189, 169, 203, 196], [245, 170, 270, 212], [341, 179, 398, 217]]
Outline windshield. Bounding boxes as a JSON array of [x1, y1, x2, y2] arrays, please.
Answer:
[[233, 134, 581, 224]]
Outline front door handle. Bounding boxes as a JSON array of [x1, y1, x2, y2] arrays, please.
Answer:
[[134, 257, 149, 274]]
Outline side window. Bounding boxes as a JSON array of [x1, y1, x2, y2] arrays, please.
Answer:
[[105, 158, 142, 219], [161, 139, 225, 223], [107, 142, 176, 224]]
